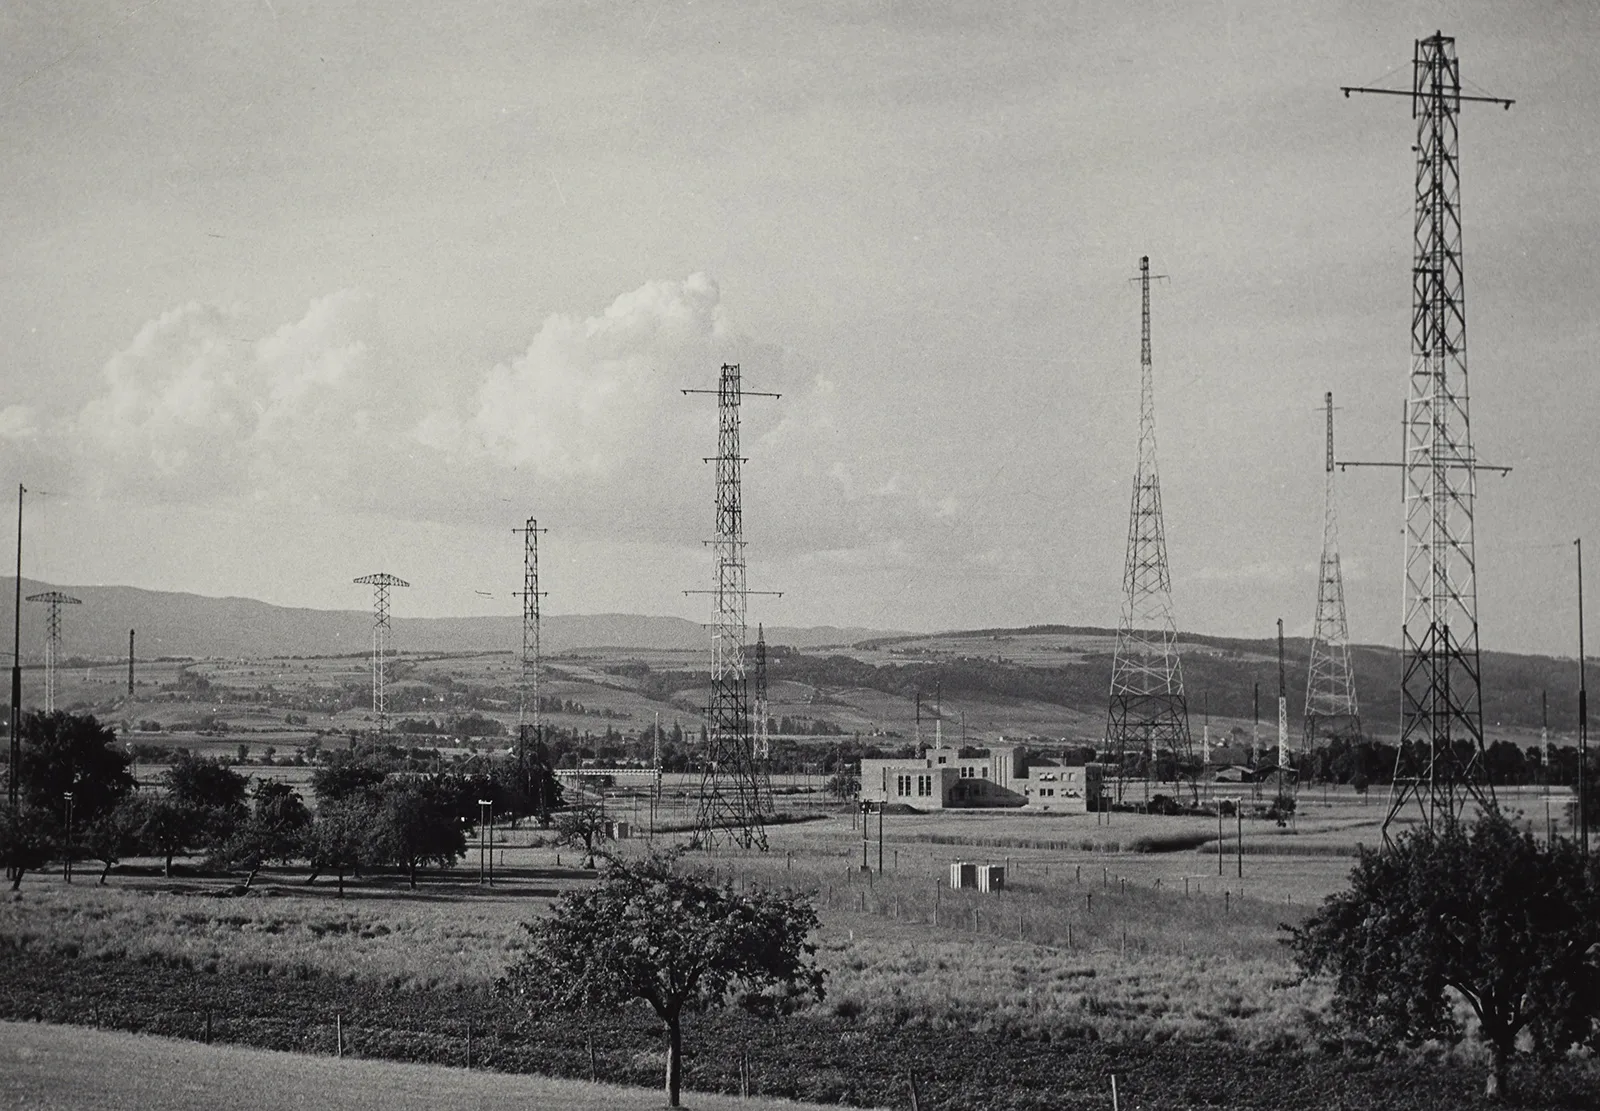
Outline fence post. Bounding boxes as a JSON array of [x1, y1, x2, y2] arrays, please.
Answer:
[[336, 1012, 343, 1059], [204, 1008, 212, 1045], [467, 1017, 473, 1070], [908, 1071, 924, 1111]]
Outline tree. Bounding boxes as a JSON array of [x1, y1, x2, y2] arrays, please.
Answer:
[[16, 710, 135, 827], [304, 797, 374, 896], [1288, 809, 1600, 1099], [310, 750, 390, 804], [1, 802, 61, 890], [210, 780, 312, 888], [825, 772, 859, 802], [135, 795, 206, 877], [82, 795, 152, 884], [551, 802, 610, 867], [498, 851, 823, 1107], [369, 781, 466, 888], [165, 754, 249, 851]]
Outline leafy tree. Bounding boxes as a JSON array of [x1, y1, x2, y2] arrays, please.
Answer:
[[135, 796, 207, 877], [825, 772, 859, 802], [210, 780, 312, 888], [165, 754, 249, 818], [498, 851, 823, 1107], [309, 750, 390, 804], [370, 781, 466, 888], [551, 802, 610, 867], [81, 795, 153, 884], [1288, 809, 1600, 1098], [17, 710, 135, 826], [1, 802, 61, 890], [304, 797, 374, 896]]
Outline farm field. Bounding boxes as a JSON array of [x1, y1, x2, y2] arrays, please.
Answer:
[[4, 795, 1598, 1108], [0, 1020, 853, 1111]]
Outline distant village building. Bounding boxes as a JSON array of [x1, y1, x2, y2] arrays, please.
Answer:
[[859, 745, 1103, 813]]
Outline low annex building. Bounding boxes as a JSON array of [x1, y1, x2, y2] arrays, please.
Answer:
[[859, 745, 1102, 813]]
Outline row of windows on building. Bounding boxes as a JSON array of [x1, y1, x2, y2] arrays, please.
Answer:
[[895, 773, 934, 797]]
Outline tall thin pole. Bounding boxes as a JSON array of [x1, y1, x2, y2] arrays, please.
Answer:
[[1578, 538, 1588, 855], [9, 483, 23, 810]]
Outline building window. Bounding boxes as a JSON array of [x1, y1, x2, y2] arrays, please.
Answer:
[[918, 774, 932, 797], [981, 767, 989, 778], [937, 756, 947, 764], [897, 774, 912, 797]]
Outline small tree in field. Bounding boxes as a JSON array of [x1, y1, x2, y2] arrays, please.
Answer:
[[551, 802, 610, 867], [498, 850, 823, 1107], [1, 802, 61, 890], [1288, 808, 1600, 1099]]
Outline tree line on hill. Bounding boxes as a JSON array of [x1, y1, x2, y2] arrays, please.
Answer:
[[0, 711, 567, 893]]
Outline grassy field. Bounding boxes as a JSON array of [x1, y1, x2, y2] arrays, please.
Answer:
[[0, 1020, 857, 1111]]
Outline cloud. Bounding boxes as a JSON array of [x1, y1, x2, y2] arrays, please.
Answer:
[[63, 292, 373, 502], [3, 273, 961, 564]]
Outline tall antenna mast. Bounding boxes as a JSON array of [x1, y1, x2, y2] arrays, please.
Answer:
[[513, 519, 548, 803], [683, 364, 780, 850], [26, 592, 81, 714], [353, 573, 408, 740], [8, 484, 23, 811], [1105, 256, 1191, 803], [1343, 33, 1512, 840], [1277, 618, 1290, 771], [1304, 392, 1363, 753], [127, 629, 135, 698]]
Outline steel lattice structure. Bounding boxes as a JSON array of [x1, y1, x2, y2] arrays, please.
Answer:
[[1344, 33, 1512, 839], [683, 364, 780, 850], [513, 519, 548, 802], [1303, 393, 1363, 752], [1105, 256, 1191, 802], [25, 591, 80, 714], [353, 573, 408, 738]]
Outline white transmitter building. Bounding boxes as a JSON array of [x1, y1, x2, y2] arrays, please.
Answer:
[[858, 745, 1103, 813]]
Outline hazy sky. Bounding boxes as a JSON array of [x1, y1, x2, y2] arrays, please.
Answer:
[[0, 1, 1595, 657]]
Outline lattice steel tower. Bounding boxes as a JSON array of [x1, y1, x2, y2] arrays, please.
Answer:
[[1304, 393, 1363, 751], [683, 364, 779, 850], [514, 519, 548, 798], [26, 591, 80, 714], [1343, 33, 1512, 838], [1105, 256, 1191, 801], [353, 573, 408, 738]]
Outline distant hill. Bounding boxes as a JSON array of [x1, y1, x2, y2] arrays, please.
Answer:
[[0, 579, 904, 660]]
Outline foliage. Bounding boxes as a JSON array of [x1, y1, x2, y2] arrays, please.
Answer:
[[499, 850, 823, 1106], [309, 750, 390, 804], [1, 801, 61, 890], [825, 772, 859, 802], [165, 754, 249, 816], [1288, 809, 1600, 1098], [369, 781, 467, 888], [80, 796, 151, 884], [16, 710, 135, 826], [550, 802, 610, 866], [304, 797, 375, 896], [209, 780, 312, 884], [133, 796, 207, 877]]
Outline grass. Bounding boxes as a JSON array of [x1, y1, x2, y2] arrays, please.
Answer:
[[0, 1019, 856, 1111]]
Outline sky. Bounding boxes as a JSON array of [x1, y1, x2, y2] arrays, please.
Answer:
[[0, 1, 1596, 658]]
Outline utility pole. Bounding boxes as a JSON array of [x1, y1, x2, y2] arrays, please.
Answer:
[[753, 623, 773, 814], [1277, 619, 1289, 773], [127, 629, 135, 698], [683, 364, 780, 851], [353, 573, 409, 740], [1578, 538, 1588, 855], [1342, 33, 1513, 842], [1105, 256, 1191, 805]]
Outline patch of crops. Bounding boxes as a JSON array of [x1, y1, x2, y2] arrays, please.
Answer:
[[2, 949, 1595, 1109]]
